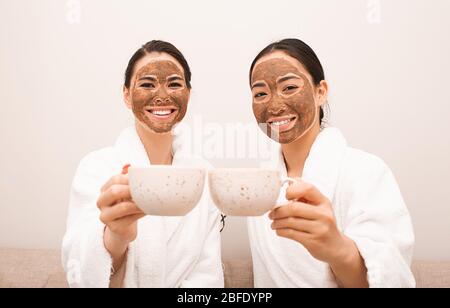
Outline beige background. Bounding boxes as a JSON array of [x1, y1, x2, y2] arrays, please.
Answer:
[[1, 0, 449, 262]]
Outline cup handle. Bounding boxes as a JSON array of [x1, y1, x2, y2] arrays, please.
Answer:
[[273, 177, 302, 209], [281, 177, 300, 186]]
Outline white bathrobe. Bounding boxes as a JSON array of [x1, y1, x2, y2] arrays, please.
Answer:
[[248, 127, 415, 288], [62, 126, 224, 288]]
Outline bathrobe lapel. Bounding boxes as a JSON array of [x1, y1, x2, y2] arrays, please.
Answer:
[[275, 128, 348, 225]]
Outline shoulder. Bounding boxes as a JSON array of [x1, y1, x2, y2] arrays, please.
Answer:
[[72, 147, 118, 188], [337, 147, 402, 203], [341, 147, 391, 180], [77, 147, 117, 172]]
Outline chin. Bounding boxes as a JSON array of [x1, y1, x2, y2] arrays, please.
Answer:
[[272, 130, 302, 145], [276, 136, 296, 145], [136, 118, 173, 135], [278, 138, 293, 145], [147, 125, 173, 134]]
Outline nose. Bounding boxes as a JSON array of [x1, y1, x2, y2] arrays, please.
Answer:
[[153, 87, 172, 105], [267, 96, 286, 116], [153, 97, 172, 105]]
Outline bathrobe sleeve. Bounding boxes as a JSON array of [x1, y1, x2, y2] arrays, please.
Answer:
[[180, 204, 224, 288], [61, 149, 115, 288], [341, 154, 416, 288]]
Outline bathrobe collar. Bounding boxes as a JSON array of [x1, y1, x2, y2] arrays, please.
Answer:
[[114, 125, 189, 168], [275, 127, 348, 202]]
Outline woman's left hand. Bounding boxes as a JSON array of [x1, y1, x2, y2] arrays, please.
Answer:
[[269, 180, 352, 266]]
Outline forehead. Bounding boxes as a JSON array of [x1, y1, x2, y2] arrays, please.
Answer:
[[133, 52, 184, 77], [251, 51, 311, 82]]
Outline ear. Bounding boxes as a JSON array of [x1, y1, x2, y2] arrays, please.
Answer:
[[315, 80, 329, 107], [123, 85, 132, 110]]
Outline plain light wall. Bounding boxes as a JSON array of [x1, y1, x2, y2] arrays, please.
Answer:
[[1, 0, 449, 262]]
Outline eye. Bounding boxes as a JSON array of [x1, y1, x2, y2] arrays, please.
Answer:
[[254, 92, 267, 99], [141, 83, 155, 89], [168, 82, 182, 88], [283, 85, 298, 92]]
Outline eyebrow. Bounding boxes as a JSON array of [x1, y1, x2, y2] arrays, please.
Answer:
[[167, 75, 183, 82], [251, 81, 267, 89], [138, 75, 157, 82], [277, 74, 301, 84]]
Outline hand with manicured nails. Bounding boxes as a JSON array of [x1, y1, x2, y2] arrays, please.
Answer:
[[269, 179, 369, 287], [97, 165, 145, 272]]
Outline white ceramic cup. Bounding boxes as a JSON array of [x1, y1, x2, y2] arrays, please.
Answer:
[[128, 166, 206, 216], [208, 168, 298, 217]]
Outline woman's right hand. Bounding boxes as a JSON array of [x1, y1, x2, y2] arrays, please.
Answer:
[[97, 168, 145, 270]]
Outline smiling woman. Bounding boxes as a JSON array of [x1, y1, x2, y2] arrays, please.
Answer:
[[61, 40, 224, 288], [246, 39, 415, 288]]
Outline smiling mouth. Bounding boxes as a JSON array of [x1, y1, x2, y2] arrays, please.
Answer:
[[144, 106, 179, 121], [267, 115, 297, 132]]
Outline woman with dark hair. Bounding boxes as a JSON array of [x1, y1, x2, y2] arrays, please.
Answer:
[[62, 41, 224, 288], [248, 39, 415, 288]]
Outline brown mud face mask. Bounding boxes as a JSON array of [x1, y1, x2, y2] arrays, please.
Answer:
[[252, 58, 317, 144], [131, 60, 189, 134]]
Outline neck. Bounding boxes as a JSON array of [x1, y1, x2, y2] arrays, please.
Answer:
[[135, 121, 174, 165], [281, 121, 321, 178]]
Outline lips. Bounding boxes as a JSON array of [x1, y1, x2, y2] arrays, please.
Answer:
[[267, 115, 298, 132], [144, 106, 179, 121]]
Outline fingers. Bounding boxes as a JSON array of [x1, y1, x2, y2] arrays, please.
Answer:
[[100, 202, 143, 223], [271, 217, 315, 233], [122, 164, 131, 175], [116, 213, 146, 228], [269, 202, 318, 220], [285, 181, 327, 205], [97, 184, 132, 210], [101, 174, 129, 193], [275, 228, 310, 243], [107, 213, 146, 234]]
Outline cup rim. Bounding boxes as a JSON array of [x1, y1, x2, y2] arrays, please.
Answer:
[[208, 168, 279, 174], [129, 166, 206, 172]]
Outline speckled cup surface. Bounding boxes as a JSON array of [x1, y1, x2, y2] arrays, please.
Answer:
[[129, 166, 206, 216], [208, 169, 284, 217]]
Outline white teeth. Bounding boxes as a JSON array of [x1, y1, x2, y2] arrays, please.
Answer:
[[271, 119, 291, 126], [151, 110, 172, 116]]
